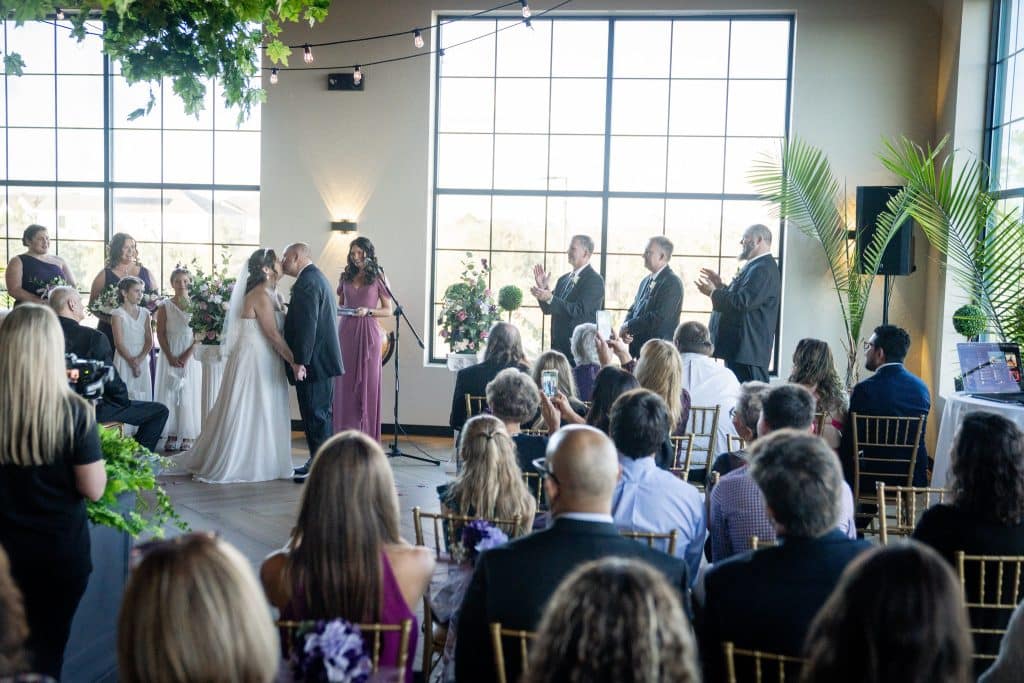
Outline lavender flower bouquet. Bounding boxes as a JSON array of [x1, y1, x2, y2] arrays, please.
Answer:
[[449, 519, 510, 565], [290, 618, 372, 683]]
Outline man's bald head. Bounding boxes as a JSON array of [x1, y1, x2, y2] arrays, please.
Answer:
[[48, 286, 84, 321], [281, 242, 312, 277], [544, 425, 620, 514]]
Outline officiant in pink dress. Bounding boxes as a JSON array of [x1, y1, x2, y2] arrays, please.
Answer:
[[333, 237, 393, 441]]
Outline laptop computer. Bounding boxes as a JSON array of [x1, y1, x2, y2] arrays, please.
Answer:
[[957, 342, 1024, 404]]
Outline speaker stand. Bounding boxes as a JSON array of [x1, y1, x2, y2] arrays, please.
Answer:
[[882, 274, 894, 325]]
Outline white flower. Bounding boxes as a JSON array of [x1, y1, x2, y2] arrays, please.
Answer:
[[211, 295, 222, 304], [221, 302, 230, 311]]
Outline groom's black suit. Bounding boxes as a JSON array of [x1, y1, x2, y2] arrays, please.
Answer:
[[284, 263, 344, 461]]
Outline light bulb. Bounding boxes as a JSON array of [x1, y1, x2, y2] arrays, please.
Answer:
[[55, 6, 65, 20], [520, 1, 531, 18], [270, 68, 279, 85], [353, 66, 362, 86], [413, 30, 424, 49], [303, 44, 313, 64]]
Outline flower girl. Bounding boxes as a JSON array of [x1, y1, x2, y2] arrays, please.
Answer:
[[155, 268, 201, 451], [111, 276, 153, 401]]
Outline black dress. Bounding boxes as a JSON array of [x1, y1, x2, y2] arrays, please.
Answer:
[[0, 399, 102, 679]]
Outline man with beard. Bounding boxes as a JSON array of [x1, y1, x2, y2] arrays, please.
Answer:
[[696, 224, 781, 382]]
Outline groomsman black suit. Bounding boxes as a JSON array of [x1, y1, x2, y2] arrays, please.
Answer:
[[538, 264, 604, 363], [284, 262, 343, 470], [622, 265, 684, 358], [709, 253, 781, 382]]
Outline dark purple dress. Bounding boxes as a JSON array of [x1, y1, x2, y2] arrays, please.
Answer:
[[14, 254, 66, 305], [96, 266, 155, 346], [333, 277, 388, 441]]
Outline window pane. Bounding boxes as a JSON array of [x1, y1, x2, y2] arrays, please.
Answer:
[[57, 188, 104, 240], [435, 194, 491, 251], [728, 20, 790, 78], [8, 186, 56, 231], [55, 20, 104, 74], [493, 134, 548, 190], [489, 250, 541, 304], [493, 196, 547, 252], [612, 21, 671, 78], [667, 137, 725, 193], [437, 134, 493, 189], [112, 76, 162, 129], [550, 79, 606, 134], [164, 189, 213, 243], [57, 241, 104, 287], [8, 129, 55, 181], [214, 77, 261, 131], [666, 199, 722, 257], [214, 191, 260, 244], [611, 80, 668, 135], [433, 249, 471, 305], [672, 21, 729, 77], [548, 135, 605, 191], [135, 242, 162, 284], [57, 75, 104, 128], [164, 131, 213, 184], [545, 197, 603, 253], [438, 78, 495, 133], [7, 22, 54, 73], [496, 19, 551, 77], [440, 20, 496, 77], [113, 130, 162, 182], [164, 243, 214, 285], [57, 129, 104, 181], [609, 137, 666, 192], [214, 131, 260, 185], [1004, 120, 1024, 189], [670, 81, 727, 135], [603, 254, 650, 311], [1011, 53, 1024, 123], [727, 80, 787, 136], [607, 198, 663, 254], [551, 21, 608, 77], [112, 188, 163, 242], [7, 75, 55, 126], [722, 200, 780, 258], [162, 77, 214, 129], [511, 306, 546, 357], [495, 79, 549, 133], [724, 137, 780, 194]]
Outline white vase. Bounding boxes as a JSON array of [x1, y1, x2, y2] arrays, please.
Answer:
[[446, 351, 480, 372], [193, 344, 226, 428]]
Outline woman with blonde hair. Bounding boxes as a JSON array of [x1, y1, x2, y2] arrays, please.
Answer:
[[0, 304, 106, 678], [118, 534, 279, 683], [261, 431, 434, 683], [634, 339, 691, 435], [523, 557, 699, 683]]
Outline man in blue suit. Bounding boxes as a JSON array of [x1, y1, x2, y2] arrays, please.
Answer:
[[840, 324, 931, 487]]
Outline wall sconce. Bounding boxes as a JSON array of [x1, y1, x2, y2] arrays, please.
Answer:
[[331, 220, 358, 233]]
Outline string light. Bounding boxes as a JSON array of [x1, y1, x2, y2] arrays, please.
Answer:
[[413, 29, 424, 49], [303, 44, 314, 64], [439, 48, 446, 57], [525, 18, 534, 30], [520, 1, 531, 18], [352, 65, 362, 85], [270, 68, 279, 84], [55, 7, 65, 20]]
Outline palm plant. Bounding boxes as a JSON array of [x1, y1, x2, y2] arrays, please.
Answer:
[[750, 137, 911, 386], [879, 136, 1024, 346]]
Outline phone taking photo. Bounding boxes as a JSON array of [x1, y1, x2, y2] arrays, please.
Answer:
[[541, 369, 559, 398], [596, 310, 612, 340]]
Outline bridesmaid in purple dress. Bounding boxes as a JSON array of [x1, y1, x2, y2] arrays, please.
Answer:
[[333, 237, 393, 441], [88, 233, 156, 347], [4, 225, 77, 306]]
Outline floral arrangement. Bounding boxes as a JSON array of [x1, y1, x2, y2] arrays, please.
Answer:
[[86, 426, 188, 538], [88, 283, 160, 317], [290, 618, 372, 683], [187, 258, 237, 345], [450, 519, 509, 565], [498, 285, 523, 322], [437, 253, 500, 354]]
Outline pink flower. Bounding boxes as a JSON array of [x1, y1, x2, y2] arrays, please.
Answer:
[[479, 330, 487, 339], [199, 302, 208, 310], [484, 289, 492, 297], [457, 311, 467, 321], [440, 329, 448, 337], [206, 331, 216, 339]]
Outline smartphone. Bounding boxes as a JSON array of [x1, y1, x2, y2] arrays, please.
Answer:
[[596, 310, 612, 339], [541, 369, 559, 398]]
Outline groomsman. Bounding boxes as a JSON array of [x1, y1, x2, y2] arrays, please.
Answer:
[[531, 235, 605, 364], [620, 236, 684, 358]]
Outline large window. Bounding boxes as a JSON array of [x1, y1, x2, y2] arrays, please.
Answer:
[[0, 19, 260, 300], [988, 0, 1024, 216], [429, 15, 791, 362]]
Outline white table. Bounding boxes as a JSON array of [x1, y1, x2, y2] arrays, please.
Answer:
[[933, 392, 1024, 488]]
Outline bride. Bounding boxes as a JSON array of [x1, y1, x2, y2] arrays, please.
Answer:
[[181, 248, 295, 483]]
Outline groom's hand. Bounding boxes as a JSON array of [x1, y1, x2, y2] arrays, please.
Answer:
[[292, 363, 307, 382]]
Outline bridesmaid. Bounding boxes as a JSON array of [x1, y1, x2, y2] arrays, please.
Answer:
[[88, 233, 156, 347], [333, 237, 392, 441], [4, 225, 76, 305], [155, 267, 201, 452]]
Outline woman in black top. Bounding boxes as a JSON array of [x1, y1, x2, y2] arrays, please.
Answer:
[[0, 304, 107, 678]]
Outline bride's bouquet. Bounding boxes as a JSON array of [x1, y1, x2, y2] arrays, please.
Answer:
[[187, 259, 236, 345]]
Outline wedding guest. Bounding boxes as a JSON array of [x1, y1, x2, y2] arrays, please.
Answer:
[[620, 236, 684, 357], [554, 366, 640, 433], [4, 225, 76, 306], [708, 381, 771, 484], [789, 338, 847, 448], [333, 236, 393, 441], [570, 323, 601, 402], [89, 232, 156, 347], [674, 321, 742, 456], [0, 304, 106, 679], [449, 322, 530, 434], [111, 276, 154, 401], [635, 339, 691, 437], [980, 601, 1024, 682], [802, 543, 972, 683], [261, 431, 434, 683], [0, 546, 31, 678], [155, 268, 200, 452], [529, 350, 587, 428], [119, 534, 279, 683], [523, 558, 699, 683], [531, 234, 605, 363]]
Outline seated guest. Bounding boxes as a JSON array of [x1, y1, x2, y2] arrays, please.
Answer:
[[709, 384, 856, 561], [119, 534, 279, 683], [455, 425, 690, 683], [48, 286, 168, 452], [674, 321, 742, 456], [980, 600, 1024, 682], [569, 323, 601, 402], [523, 558, 699, 683], [487, 367, 546, 471], [610, 389, 705, 579], [449, 322, 529, 434], [708, 381, 770, 484], [634, 339, 691, 436], [0, 546, 31, 678], [840, 324, 930, 486], [529, 350, 588, 427], [552, 365, 639, 434], [788, 338, 847, 449], [697, 431, 872, 682], [261, 432, 434, 683], [802, 543, 972, 683]]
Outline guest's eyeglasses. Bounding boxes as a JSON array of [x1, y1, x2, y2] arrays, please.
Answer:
[[729, 406, 737, 419], [531, 457, 560, 487]]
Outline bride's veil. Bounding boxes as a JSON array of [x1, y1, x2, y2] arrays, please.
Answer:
[[222, 256, 253, 354]]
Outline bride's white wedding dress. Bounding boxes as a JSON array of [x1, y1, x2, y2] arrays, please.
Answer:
[[181, 311, 293, 483]]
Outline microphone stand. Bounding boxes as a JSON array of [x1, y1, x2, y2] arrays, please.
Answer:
[[377, 268, 440, 465]]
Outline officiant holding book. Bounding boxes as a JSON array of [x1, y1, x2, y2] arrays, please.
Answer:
[[531, 235, 605, 365]]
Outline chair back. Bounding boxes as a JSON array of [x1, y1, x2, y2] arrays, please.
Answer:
[[685, 405, 721, 468], [876, 482, 948, 545], [277, 619, 412, 672], [521, 428, 548, 436], [749, 535, 777, 551], [412, 507, 523, 561], [850, 413, 925, 531], [813, 411, 828, 435], [621, 529, 678, 556], [669, 434, 696, 484], [955, 552, 1024, 664], [464, 393, 488, 420], [490, 622, 536, 683], [723, 642, 805, 683], [521, 471, 546, 510], [727, 434, 746, 453]]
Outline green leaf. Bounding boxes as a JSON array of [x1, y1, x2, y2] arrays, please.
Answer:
[[266, 38, 291, 65], [4, 53, 25, 76]]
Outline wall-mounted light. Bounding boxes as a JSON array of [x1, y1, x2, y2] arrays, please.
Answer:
[[331, 220, 358, 233]]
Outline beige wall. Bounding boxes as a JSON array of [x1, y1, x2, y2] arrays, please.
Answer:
[[263, 0, 950, 427]]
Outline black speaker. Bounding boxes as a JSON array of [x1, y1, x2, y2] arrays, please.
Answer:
[[855, 185, 915, 276]]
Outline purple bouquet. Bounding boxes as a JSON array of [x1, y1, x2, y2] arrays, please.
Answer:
[[452, 519, 509, 564], [290, 618, 372, 683]]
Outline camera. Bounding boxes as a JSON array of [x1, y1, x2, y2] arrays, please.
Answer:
[[65, 353, 114, 400]]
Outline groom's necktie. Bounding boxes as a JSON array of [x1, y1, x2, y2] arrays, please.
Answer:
[[636, 275, 654, 310], [558, 272, 576, 298]]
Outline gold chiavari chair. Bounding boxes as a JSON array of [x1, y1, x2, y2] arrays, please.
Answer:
[[850, 413, 925, 534], [727, 434, 746, 453], [464, 394, 488, 420], [876, 482, 948, 545], [669, 434, 696, 484], [521, 471, 546, 511], [723, 641, 805, 683], [956, 552, 1024, 664], [277, 619, 412, 672], [680, 405, 721, 490], [412, 508, 524, 678], [490, 623, 536, 683], [521, 428, 548, 436], [749, 535, 777, 551], [621, 529, 678, 556]]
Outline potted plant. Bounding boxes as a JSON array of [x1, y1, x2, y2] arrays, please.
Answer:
[[438, 253, 501, 368], [498, 285, 523, 322]]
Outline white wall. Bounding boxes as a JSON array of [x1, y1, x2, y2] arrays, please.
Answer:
[[263, 0, 944, 427]]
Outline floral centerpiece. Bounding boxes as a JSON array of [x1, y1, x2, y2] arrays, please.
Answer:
[[88, 283, 160, 317], [449, 519, 509, 565], [187, 259, 237, 345], [289, 618, 373, 683], [437, 253, 501, 354]]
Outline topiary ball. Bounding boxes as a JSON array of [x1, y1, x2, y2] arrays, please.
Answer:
[[498, 285, 523, 312], [952, 304, 988, 339]]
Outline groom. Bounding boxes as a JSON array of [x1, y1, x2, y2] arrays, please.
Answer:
[[281, 242, 344, 482]]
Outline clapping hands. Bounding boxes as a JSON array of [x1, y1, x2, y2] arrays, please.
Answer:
[[696, 268, 723, 296]]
